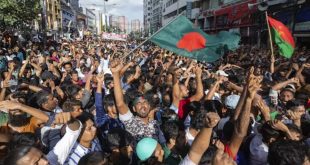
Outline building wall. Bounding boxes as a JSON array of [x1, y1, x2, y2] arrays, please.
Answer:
[[118, 16, 126, 32], [151, 0, 162, 33], [85, 8, 96, 33], [46, 0, 62, 31], [109, 15, 119, 27], [131, 19, 141, 32], [162, 0, 201, 26], [143, 0, 152, 35]]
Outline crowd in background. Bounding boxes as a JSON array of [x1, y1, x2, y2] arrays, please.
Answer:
[[0, 34, 309, 165]]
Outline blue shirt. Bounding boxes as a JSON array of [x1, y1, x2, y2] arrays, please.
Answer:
[[64, 138, 102, 165], [95, 92, 125, 137]]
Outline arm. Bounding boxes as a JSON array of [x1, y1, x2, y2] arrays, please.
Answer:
[[111, 60, 129, 115], [0, 81, 9, 101], [55, 86, 65, 99], [229, 68, 262, 158], [256, 98, 271, 122], [29, 62, 42, 77], [205, 80, 221, 101], [19, 59, 29, 78], [186, 112, 220, 164], [271, 78, 296, 91], [226, 81, 243, 93], [95, 74, 108, 126], [232, 85, 247, 121], [84, 74, 92, 92], [19, 83, 43, 93], [0, 101, 49, 124], [120, 61, 134, 76], [46, 119, 82, 164], [270, 120, 299, 140]]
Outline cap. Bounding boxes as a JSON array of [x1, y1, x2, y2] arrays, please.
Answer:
[[224, 94, 240, 109], [281, 84, 296, 94], [216, 70, 229, 77], [136, 138, 158, 161]]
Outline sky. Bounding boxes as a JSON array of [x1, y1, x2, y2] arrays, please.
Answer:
[[79, 0, 143, 22]]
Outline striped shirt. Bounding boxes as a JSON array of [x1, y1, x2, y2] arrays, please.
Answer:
[[64, 138, 102, 165]]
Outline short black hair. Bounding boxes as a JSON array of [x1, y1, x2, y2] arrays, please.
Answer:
[[268, 140, 308, 165], [203, 100, 223, 114], [63, 62, 72, 67], [35, 90, 50, 107], [9, 133, 37, 151], [62, 99, 82, 112], [4, 146, 34, 164], [199, 145, 217, 164], [106, 128, 134, 151], [260, 123, 280, 144], [78, 151, 108, 165], [190, 110, 206, 130], [162, 121, 179, 142], [71, 70, 78, 75], [103, 94, 115, 110], [65, 84, 82, 99], [286, 99, 305, 110]]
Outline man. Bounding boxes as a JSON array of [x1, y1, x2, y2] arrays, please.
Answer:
[[268, 139, 310, 165], [171, 66, 204, 120], [64, 112, 102, 165], [136, 137, 165, 164], [0, 100, 49, 133], [95, 73, 124, 137], [110, 59, 164, 143], [162, 121, 186, 165], [4, 146, 49, 165], [106, 128, 134, 165]]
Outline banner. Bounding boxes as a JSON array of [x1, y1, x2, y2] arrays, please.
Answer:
[[102, 32, 127, 41]]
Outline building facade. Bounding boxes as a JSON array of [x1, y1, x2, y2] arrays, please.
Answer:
[[109, 15, 119, 27], [85, 8, 96, 33], [46, 0, 62, 31], [143, 0, 152, 36], [118, 16, 127, 33], [131, 19, 141, 32], [151, 0, 163, 33], [61, 0, 76, 33]]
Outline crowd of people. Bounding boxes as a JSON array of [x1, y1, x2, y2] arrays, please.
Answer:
[[0, 34, 309, 165]]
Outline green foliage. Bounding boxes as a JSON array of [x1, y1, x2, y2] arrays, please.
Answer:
[[0, 0, 41, 29]]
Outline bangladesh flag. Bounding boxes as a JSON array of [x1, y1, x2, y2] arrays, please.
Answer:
[[149, 15, 240, 62], [267, 16, 295, 58]]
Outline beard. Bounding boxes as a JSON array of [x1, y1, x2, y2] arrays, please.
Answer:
[[9, 113, 29, 127], [136, 108, 150, 118]]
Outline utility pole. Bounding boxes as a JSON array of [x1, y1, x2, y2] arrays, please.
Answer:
[[41, 0, 47, 47]]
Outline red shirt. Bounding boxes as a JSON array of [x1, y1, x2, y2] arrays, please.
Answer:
[[178, 98, 191, 120], [224, 144, 237, 161]]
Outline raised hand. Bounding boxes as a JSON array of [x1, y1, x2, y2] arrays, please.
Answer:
[[212, 149, 237, 165], [0, 100, 20, 110], [247, 67, 262, 99], [195, 66, 202, 77], [96, 73, 104, 83], [287, 110, 303, 121], [269, 120, 289, 132], [290, 77, 300, 84], [53, 112, 71, 125], [110, 59, 123, 73], [205, 112, 220, 128]]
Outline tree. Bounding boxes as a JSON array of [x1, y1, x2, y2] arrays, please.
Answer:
[[0, 0, 41, 31]]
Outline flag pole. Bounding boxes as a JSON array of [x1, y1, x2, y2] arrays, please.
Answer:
[[265, 12, 275, 60], [122, 12, 186, 60]]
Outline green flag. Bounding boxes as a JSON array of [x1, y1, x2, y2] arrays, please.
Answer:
[[150, 15, 240, 62], [267, 16, 295, 58]]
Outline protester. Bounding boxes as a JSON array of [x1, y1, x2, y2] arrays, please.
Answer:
[[0, 32, 309, 165]]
